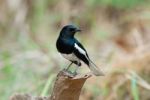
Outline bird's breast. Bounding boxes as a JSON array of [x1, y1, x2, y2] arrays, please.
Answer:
[[56, 38, 74, 54], [61, 53, 80, 62]]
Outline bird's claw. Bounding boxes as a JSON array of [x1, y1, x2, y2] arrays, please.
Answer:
[[73, 71, 78, 76], [63, 68, 78, 76]]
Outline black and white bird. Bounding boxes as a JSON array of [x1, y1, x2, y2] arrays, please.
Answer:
[[56, 25, 103, 76]]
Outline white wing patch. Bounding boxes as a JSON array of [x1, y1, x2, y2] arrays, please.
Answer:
[[74, 43, 86, 55], [74, 43, 90, 60]]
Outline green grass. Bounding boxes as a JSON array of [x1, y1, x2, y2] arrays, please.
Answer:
[[131, 76, 140, 100]]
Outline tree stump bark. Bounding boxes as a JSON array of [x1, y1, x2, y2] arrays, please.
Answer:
[[50, 70, 92, 100], [10, 70, 93, 100]]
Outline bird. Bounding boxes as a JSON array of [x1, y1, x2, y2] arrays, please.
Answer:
[[56, 25, 103, 76]]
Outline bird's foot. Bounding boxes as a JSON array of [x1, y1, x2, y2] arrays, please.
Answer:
[[63, 68, 75, 77], [73, 71, 78, 76], [64, 68, 68, 71], [63, 68, 78, 76], [64, 68, 71, 73], [73, 66, 81, 76]]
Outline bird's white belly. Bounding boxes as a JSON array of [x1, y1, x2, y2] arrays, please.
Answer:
[[61, 53, 80, 62]]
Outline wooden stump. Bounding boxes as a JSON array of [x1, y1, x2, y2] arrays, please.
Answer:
[[10, 70, 92, 100], [50, 70, 92, 100]]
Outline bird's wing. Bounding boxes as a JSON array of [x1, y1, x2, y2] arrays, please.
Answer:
[[73, 41, 90, 65], [73, 39, 104, 76], [74, 39, 89, 57]]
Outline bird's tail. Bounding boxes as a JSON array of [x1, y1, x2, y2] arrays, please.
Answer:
[[88, 60, 104, 76]]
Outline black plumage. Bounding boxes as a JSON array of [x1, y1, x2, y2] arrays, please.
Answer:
[[56, 25, 103, 76]]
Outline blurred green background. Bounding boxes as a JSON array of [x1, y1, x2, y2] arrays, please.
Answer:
[[0, 0, 150, 100]]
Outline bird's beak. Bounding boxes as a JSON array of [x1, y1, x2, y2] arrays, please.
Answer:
[[76, 29, 82, 32]]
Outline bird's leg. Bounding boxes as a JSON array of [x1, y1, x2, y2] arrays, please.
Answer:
[[65, 62, 73, 71], [72, 61, 81, 75], [74, 67, 78, 75], [73, 65, 81, 75]]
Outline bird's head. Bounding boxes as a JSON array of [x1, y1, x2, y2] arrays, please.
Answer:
[[60, 25, 81, 38]]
